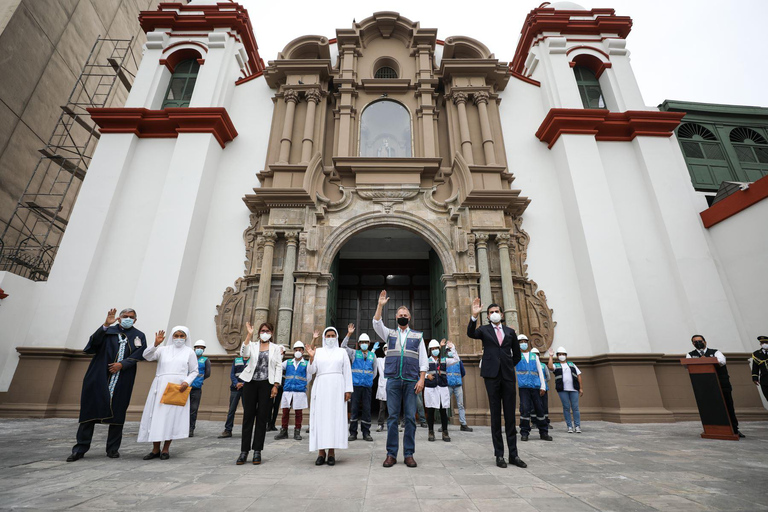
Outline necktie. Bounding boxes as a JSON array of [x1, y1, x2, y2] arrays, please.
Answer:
[[495, 326, 503, 346]]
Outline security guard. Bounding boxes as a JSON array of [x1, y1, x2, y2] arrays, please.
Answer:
[[751, 335, 768, 400]]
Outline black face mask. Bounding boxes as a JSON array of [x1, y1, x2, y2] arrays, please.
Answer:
[[397, 317, 409, 327], [693, 340, 706, 350]]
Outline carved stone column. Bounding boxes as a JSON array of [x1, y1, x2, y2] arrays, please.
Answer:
[[301, 88, 322, 163], [276, 231, 299, 346], [474, 91, 496, 165], [277, 89, 299, 164], [453, 91, 474, 164], [475, 232, 492, 324], [253, 230, 277, 327], [496, 233, 519, 331]]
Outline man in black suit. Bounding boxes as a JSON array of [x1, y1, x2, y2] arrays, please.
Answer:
[[467, 298, 527, 469]]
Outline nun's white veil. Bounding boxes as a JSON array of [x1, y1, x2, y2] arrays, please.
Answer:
[[322, 327, 339, 350], [167, 325, 192, 348]]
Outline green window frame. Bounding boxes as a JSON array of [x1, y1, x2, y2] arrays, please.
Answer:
[[162, 59, 200, 108], [573, 66, 605, 109], [729, 127, 768, 182], [677, 123, 734, 191]]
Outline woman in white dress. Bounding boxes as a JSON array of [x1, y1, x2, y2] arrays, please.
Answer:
[[306, 327, 353, 466], [138, 326, 199, 460]]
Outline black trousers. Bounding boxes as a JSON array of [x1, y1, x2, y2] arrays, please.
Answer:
[[189, 388, 202, 432], [484, 375, 518, 459], [73, 420, 123, 454], [426, 407, 448, 432], [519, 387, 548, 436], [241, 380, 272, 452], [349, 386, 372, 436], [269, 386, 283, 428], [722, 386, 739, 432]]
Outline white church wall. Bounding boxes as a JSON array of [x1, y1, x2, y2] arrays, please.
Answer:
[[0, 272, 45, 391]]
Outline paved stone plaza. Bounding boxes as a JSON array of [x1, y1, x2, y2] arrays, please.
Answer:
[[0, 418, 766, 511]]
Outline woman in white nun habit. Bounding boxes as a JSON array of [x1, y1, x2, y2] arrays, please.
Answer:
[[138, 326, 199, 460], [306, 327, 353, 466]]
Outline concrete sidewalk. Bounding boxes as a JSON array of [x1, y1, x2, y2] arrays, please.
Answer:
[[0, 418, 767, 511]]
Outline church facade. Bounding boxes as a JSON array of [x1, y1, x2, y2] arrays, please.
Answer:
[[0, 1, 766, 423]]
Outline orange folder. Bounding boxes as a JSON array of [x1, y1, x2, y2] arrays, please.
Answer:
[[160, 383, 191, 406]]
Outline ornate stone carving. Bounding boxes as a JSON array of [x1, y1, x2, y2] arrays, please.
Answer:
[[298, 232, 308, 270], [475, 232, 489, 249], [473, 91, 490, 106], [451, 91, 468, 105], [215, 277, 248, 352], [283, 88, 299, 103], [512, 216, 530, 277], [305, 88, 322, 104], [255, 236, 265, 272], [520, 279, 556, 353], [466, 233, 476, 272], [243, 214, 260, 275]]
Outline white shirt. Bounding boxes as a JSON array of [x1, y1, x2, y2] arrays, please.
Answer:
[[372, 318, 429, 372], [521, 351, 546, 391], [560, 361, 581, 392], [686, 348, 726, 366]]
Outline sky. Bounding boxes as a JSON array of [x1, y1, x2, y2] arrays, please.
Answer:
[[239, 0, 767, 109]]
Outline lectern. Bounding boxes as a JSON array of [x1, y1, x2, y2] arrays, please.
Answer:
[[680, 357, 739, 440]]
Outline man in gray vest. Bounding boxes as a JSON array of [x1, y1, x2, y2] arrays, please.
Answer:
[[373, 290, 427, 468]]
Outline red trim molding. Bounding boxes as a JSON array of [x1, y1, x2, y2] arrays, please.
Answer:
[[510, 6, 632, 76], [87, 107, 238, 148], [510, 70, 541, 87], [234, 70, 263, 85], [139, 2, 264, 78], [535, 109, 684, 148], [159, 47, 205, 73], [700, 174, 768, 228]]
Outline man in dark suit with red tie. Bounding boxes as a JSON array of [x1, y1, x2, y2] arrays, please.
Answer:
[[467, 298, 527, 469]]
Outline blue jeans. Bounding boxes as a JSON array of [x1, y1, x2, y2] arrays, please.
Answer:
[[349, 385, 372, 436], [387, 378, 417, 458], [557, 390, 580, 428], [224, 388, 243, 433], [449, 385, 467, 425]]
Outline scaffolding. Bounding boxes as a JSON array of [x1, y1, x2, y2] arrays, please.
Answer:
[[0, 37, 137, 281]]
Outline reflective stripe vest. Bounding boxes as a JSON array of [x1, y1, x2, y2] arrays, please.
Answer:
[[688, 348, 731, 389], [284, 359, 309, 392], [552, 361, 580, 392], [426, 357, 448, 388], [192, 356, 208, 388], [446, 362, 462, 387], [384, 328, 422, 381], [515, 354, 541, 389], [539, 362, 549, 392], [352, 350, 376, 387]]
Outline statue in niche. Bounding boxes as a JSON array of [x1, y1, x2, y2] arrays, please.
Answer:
[[377, 138, 396, 158]]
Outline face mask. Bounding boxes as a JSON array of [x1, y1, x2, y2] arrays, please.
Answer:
[[259, 332, 272, 342], [173, 338, 186, 347], [431, 349, 440, 357], [294, 351, 303, 359], [195, 348, 204, 356], [360, 343, 369, 351], [447, 351, 454, 358], [489, 312, 502, 324], [693, 340, 705, 350], [762, 344, 768, 351], [120, 317, 134, 329], [558, 355, 566, 362], [519, 343, 528, 351], [397, 317, 409, 327]]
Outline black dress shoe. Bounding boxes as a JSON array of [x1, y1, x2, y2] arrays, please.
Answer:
[[510, 456, 527, 468], [363, 435, 373, 442], [496, 456, 507, 468], [143, 451, 161, 460], [160, 452, 170, 460], [540, 434, 553, 441], [66, 452, 84, 462], [189, 431, 194, 438], [737, 430, 746, 438], [315, 455, 326, 465], [267, 425, 278, 432], [460, 425, 473, 432], [218, 431, 232, 438], [348, 434, 357, 441], [236, 451, 248, 465], [521, 434, 529, 441], [327, 456, 335, 466], [106, 451, 119, 458], [428, 431, 435, 442], [253, 451, 262, 464]]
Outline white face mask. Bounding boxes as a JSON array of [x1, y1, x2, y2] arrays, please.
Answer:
[[558, 355, 566, 362], [259, 332, 272, 342], [294, 351, 303, 359], [762, 344, 768, 351], [489, 312, 502, 324], [173, 338, 186, 347]]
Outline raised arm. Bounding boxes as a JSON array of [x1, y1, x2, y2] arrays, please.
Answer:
[[467, 298, 483, 339], [142, 330, 166, 361]]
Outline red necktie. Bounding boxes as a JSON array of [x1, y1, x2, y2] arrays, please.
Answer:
[[495, 326, 503, 346]]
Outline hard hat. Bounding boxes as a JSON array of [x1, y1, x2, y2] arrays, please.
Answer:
[[556, 346, 567, 354], [517, 334, 528, 341], [359, 333, 370, 342], [293, 341, 305, 349], [194, 340, 206, 348], [530, 347, 540, 354], [429, 339, 440, 349]]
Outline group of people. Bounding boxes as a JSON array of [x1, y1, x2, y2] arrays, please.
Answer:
[[65, 297, 766, 466]]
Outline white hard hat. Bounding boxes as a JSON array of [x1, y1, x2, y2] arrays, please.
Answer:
[[358, 333, 370, 342], [556, 346, 567, 354], [293, 341, 305, 349], [429, 339, 440, 349], [530, 347, 540, 354], [517, 334, 528, 341], [194, 340, 206, 348]]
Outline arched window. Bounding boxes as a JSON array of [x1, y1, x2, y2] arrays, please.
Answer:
[[573, 66, 605, 109], [676, 123, 731, 191], [677, 123, 725, 160], [162, 59, 199, 108], [729, 127, 768, 164], [359, 100, 412, 157], [374, 66, 398, 79]]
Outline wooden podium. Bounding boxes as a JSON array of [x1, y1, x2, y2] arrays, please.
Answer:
[[680, 357, 739, 440]]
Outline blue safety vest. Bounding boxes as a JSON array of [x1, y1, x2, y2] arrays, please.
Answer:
[[192, 356, 208, 389], [384, 328, 422, 381], [516, 354, 541, 389], [539, 362, 549, 392], [446, 361, 462, 387], [284, 359, 309, 392], [352, 350, 376, 387], [426, 357, 448, 388]]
